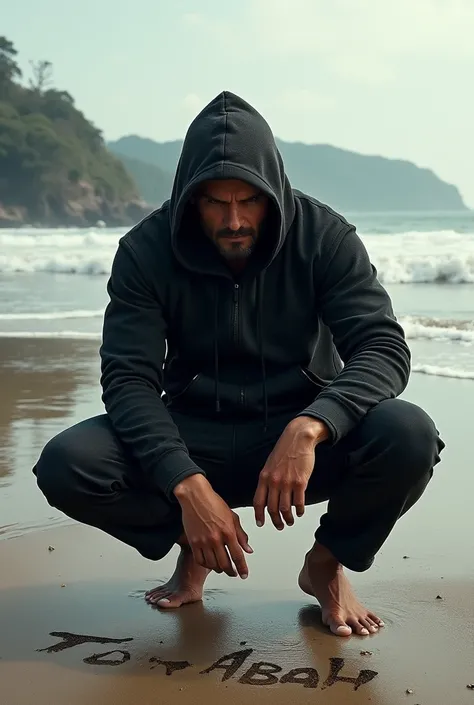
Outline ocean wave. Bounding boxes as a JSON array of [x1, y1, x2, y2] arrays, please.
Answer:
[[400, 316, 474, 344], [373, 256, 474, 284], [1, 315, 472, 346], [0, 309, 104, 321], [411, 364, 474, 380], [2, 228, 474, 283], [363, 230, 474, 283], [0, 255, 111, 275], [0, 330, 102, 340], [1, 253, 473, 283]]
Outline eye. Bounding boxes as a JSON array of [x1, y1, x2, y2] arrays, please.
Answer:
[[246, 195, 260, 203]]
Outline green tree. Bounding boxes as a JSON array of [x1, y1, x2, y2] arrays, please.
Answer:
[[28, 60, 53, 94], [0, 36, 144, 226], [0, 36, 22, 100]]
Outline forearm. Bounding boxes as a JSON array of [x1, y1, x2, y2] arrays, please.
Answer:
[[173, 473, 211, 502], [287, 415, 330, 447], [102, 378, 204, 498], [309, 225, 410, 443], [298, 339, 410, 443]]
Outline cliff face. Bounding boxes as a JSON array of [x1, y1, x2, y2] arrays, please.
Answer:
[[0, 37, 148, 228], [109, 135, 467, 212], [0, 177, 148, 228]]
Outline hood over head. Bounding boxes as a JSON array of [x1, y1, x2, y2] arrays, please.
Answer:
[[169, 91, 295, 276]]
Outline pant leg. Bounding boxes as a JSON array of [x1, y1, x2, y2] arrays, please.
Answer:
[[312, 398, 444, 572], [231, 400, 444, 573], [33, 412, 234, 561]]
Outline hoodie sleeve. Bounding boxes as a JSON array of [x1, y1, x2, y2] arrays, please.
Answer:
[[297, 226, 411, 443], [100, 237, 205, 499]]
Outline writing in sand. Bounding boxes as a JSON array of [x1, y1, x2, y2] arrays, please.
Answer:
[[37, 631, 378, 691]]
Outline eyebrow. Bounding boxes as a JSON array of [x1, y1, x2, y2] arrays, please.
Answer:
[[202, 192, 261, 204]]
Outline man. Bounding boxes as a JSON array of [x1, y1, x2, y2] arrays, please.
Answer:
[[34, 92, 444, 638]]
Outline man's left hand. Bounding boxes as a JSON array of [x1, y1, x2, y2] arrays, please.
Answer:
[[253, 416, 329, 530]]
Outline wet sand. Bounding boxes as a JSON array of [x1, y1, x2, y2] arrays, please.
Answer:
[[0, 337, 473, 704]]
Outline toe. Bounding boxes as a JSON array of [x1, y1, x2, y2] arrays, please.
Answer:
[[145, 586, 166, 598], [333, 623, 352, 637], [156, 592, 188, 609], [147, 590, 170, 604], [346, 617, 369, 636], [326, 615, 352, 637], [156, 589, 202, 609], [156, 597, 176, 609], [360, 617, 378, 634], [368, 613, 385, 627]]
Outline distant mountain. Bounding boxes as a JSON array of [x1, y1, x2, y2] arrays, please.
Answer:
[[114, 153, 173, 207], [109, 135, 467, 212]]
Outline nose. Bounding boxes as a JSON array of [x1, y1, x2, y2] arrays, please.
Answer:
[[226, 202, 242, 232]]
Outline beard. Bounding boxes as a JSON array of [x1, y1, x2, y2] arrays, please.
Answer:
[[214, 227, 257, 260]]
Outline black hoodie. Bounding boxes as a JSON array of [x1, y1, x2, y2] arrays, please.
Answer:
[[100, 91, 410, 499]]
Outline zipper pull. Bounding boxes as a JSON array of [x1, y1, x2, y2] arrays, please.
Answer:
[[233, 283, 239, 301]]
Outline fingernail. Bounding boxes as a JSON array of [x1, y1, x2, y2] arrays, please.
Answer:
[[257, 521, 263, 527], [157, 598, 170, 605], [378, 621, 385, 627], [241, 574, 248, 580]]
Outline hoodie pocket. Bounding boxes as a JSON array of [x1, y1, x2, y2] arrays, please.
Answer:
[[166, 373, 201, 405], [298, 366, 327, 390]]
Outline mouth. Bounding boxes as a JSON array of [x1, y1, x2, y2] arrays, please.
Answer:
[[219, 234, 251, 240]]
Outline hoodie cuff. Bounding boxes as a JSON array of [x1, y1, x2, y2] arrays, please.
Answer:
[[153, 449, 206, 501], [295, 396, 356, 445]]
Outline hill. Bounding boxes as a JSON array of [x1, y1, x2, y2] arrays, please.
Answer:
[[0, 37, 148, 228], [115, 153, 173, 206], [108, 134, 467, 212]]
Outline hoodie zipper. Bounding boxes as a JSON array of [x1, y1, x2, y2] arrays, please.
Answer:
[[233, 283, 245, 407], [232, 283, 239, 344]]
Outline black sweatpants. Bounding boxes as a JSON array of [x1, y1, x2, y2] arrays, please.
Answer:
[[33, 398, 444, 572]]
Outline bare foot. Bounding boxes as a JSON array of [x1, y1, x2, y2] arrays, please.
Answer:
[[298, 542, 385, 637], [145, 546, 210, 609]]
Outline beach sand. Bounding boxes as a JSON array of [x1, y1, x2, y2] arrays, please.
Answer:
[[0, 338, 473, 704]]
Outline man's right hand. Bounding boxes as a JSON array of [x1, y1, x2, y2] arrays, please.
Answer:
[[173, 474, 253, 579]]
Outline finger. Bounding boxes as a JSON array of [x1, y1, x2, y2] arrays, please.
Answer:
[[253, 480, 268, 527], [202, 547, 218, 571], [234, 516, 254, 553], [193, 547, 206, 567], [293, 484, 306, 518], [228, 539, 249, 579], [267, 484, 284, 530], [279, 487, 294, 526], [214, 543, 236, 577]]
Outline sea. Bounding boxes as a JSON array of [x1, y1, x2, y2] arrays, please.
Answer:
[[1, 211, 474, 380]]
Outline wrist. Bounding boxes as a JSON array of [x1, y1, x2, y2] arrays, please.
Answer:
[[173, 473, 209, 502], [288, 416, 330, 446]]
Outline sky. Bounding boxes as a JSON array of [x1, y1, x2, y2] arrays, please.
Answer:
[[4, 0, 474, 207]]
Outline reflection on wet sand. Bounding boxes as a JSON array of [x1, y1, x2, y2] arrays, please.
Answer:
[[0, 337, 102, 536]]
